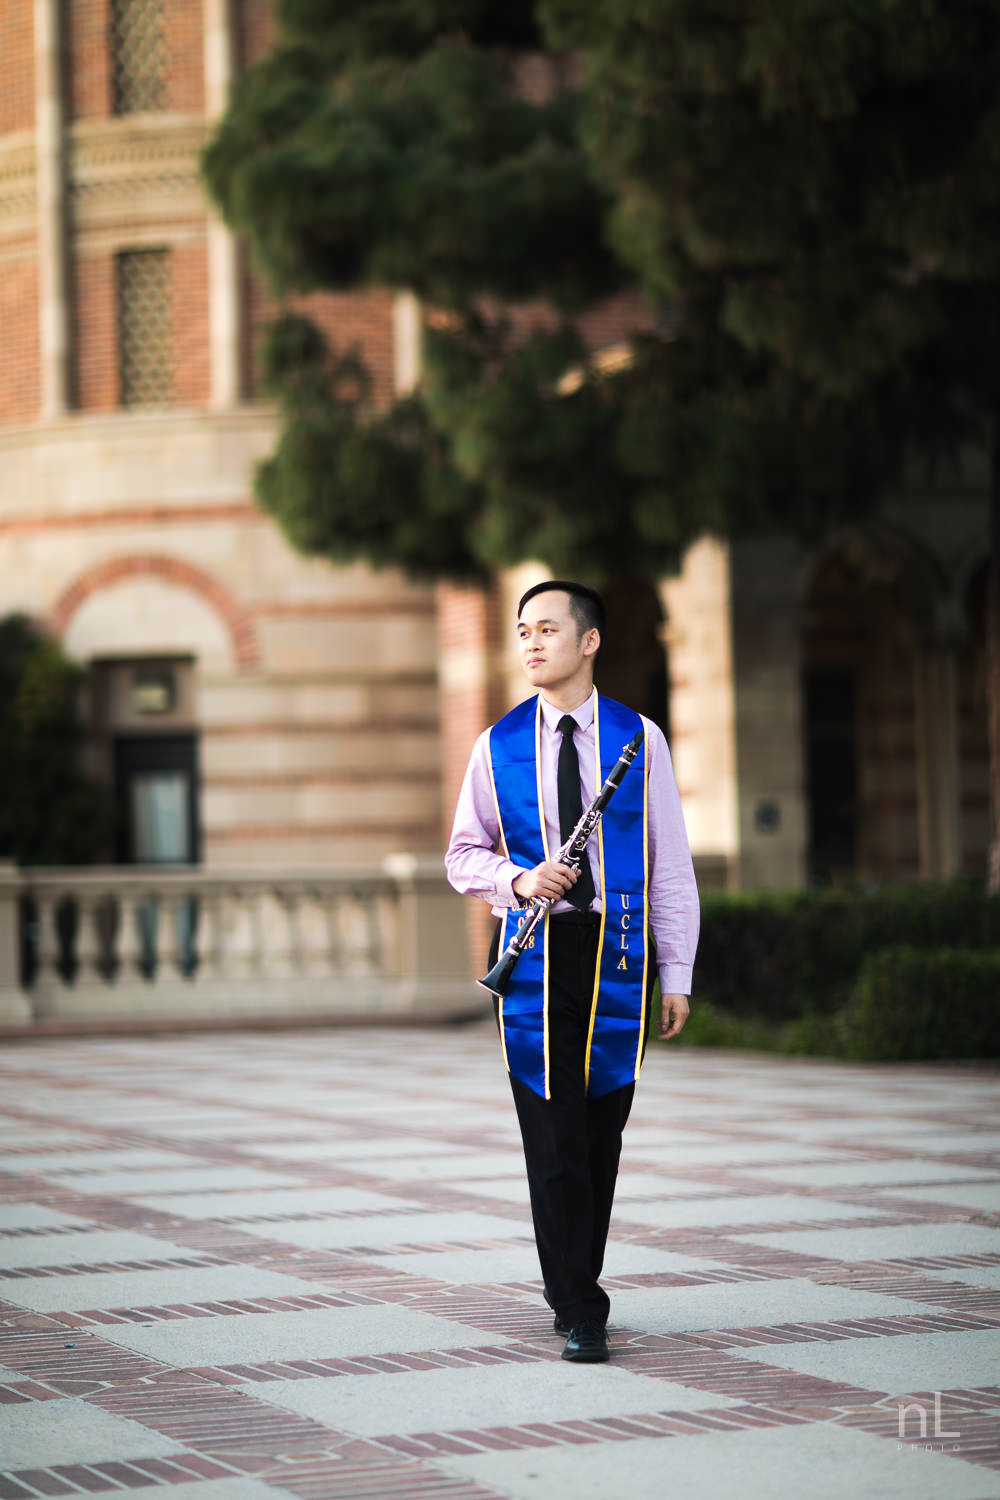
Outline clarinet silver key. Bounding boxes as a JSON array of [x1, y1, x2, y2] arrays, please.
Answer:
[[477, 728, 644, 998]]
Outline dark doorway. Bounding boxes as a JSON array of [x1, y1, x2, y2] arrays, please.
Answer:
[[958, 562, 990, 875], [114, 734, 200, 865], [803, 667, 859, 885], [594, 576, 670, 737], [113, 734, 200, 975]]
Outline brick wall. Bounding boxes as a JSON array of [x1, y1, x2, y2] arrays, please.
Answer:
[[68, 0, 112, 119], [72, 243, 211, 411], [73, 252, 118, 409], [302, 290, 396, 408], [437, 579, 508, 967], [0, 0, 34, 135], [172, 241, 211, 406], [231, 1, 396, 410], [68, 0, 205, 118], [235, 0, 277, 71], [0, 4, 36, 423], [167, 0, 204, 114], [578, 287, 659, 352], [437, 580, 507, 830], [501, 287, 658, 362], [244, 266, 396, 407], [0, 261, 40, 422]]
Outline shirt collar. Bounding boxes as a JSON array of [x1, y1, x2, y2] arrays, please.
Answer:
[[538, 690, 596, 734]]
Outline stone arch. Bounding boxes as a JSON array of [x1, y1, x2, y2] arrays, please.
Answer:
[[50, 554, 260, 670], [798, 522, 979, 884], [795, 520, 950, 639], [954, 542, 991, 616]]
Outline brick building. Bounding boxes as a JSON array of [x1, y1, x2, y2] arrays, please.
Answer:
[[1, 0, 445, 873], [0, 0, 992, 896]]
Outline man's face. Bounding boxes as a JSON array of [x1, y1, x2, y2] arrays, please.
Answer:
[[517, 590, 598, 692]]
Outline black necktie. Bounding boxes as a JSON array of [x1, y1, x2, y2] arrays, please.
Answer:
[[557, 714, 596, 910]]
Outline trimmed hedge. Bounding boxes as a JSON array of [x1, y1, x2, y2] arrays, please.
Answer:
[[693, 880, 1000, 1020], [839, 945, 1000, 1061], [659, 946, 1000, 1062], [651, 882, 1000, 1060]]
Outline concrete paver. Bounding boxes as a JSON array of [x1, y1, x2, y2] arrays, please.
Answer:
[[443, 1423, 995, 1500], [7, 1264, 344, 1315], [0, 1227, 200, 1270], [244, 1359, 726, 1436], [0, 1024, 998, 1500], [3, 1401, 184, 1468]]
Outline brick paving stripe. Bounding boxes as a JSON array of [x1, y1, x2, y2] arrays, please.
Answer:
[[1, 1028, 998, 1499]]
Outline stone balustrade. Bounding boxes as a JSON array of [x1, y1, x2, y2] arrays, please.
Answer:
[[0, 857, 478, 1030]]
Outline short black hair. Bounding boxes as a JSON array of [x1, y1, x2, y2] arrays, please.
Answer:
[[517, 580, 605, 645]]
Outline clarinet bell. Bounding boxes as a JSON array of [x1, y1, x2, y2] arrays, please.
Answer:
[[477, 948, 518, 998]]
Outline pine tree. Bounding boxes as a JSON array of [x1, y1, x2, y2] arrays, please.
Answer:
[[203, 0, 1000, 879], [0, 616, 114, 864]]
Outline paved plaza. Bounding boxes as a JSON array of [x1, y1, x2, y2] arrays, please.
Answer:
[[0, 1023, 998, 1499]]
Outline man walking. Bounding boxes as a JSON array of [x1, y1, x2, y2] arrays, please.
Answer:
[[446, 580, 700, 1363]]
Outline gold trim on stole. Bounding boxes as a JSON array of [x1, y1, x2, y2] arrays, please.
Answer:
[[485, 727, 511, 1075], [584, 688, 605, 1090], [534, 697, 551, 1099], [635, 727, 651, 1082]]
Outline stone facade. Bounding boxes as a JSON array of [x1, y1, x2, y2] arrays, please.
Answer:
[[0, 0, 991, 896], [0, 0, 442, 870], [659, 481, 990, 891]]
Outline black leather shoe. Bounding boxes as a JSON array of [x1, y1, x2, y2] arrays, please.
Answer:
[[543, 1287, 571, 1337], [561, 1320, 609, 1363]]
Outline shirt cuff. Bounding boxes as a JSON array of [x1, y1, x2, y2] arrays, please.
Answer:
[[658, 962, 692, 996], [494, 861, 526, 908]]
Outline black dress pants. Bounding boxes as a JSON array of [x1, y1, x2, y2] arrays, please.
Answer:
[[491, 914, 636, 1328]]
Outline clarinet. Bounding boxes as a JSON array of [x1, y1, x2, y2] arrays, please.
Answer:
[[477, 728, 645, 998]]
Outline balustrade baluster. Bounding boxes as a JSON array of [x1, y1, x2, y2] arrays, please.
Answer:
[[248, 890, 266, 977], [300, 890, 327, 976], [116, 890, 143, 983], [151, 893, 172, 981], [199, 888, 225, 981], [14, 863, 453, 1023], [322, 891, 343, 974], [169, 891, 194, 978], [262, 889, 288, 978], [34, 890, 65, 992], [226, 887, 251, 979], [281, 889, 304, 975], [359, 889, 381, 973], [74, 892, 102, 986], [176, 892, 197, 979]]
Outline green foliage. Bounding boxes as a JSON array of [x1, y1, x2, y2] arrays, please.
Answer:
[[656, 993, 789, 1053], [691, 879, 1000, 1020], [202, 1, 1000, 583], [274, 0, 543, 66], [0, 615, 114, 865], [843, 946, 1000, 1061], [204, 38, 618, 307], [256, 315, 486, 579], [653, 884, 1000, 1059]]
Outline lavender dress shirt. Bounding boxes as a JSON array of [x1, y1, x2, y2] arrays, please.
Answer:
[[445, 692, 700, 995]]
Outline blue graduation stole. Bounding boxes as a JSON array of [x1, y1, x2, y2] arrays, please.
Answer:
[[488, 689, 650, 1099]]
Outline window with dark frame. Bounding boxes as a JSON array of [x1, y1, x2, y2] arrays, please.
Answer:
[[110, 0, 166, 115], [116, 248, 172, 408]]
